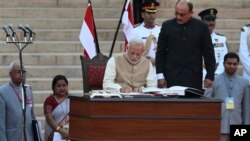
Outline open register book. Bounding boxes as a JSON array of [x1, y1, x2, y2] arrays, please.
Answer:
[[89, 90, 152, 98], [142, 86, 190, 96], [88, 86, 203, 98], [89, 90, 123, 98], [143, 86, 205, 97]]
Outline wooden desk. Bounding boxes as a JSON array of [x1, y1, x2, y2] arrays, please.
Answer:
[[69, 96, 221, 141]]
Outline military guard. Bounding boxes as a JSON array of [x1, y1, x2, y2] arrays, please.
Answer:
[[133, 0, 160, 65], [198, 8, 228, 77], [239, 24, 250, 84]]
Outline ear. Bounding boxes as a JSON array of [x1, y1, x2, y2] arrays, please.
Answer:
[[126, 45, 130, 52], [223, 61, 226, 66], [190, 10, 194, 15], [141, 12, 145, 18]]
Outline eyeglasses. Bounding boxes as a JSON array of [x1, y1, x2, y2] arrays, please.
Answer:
[[175, 11, 190, 17], [13, 70, 27, 74]]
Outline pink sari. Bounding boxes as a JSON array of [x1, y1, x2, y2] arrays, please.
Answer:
[[44, 95, 70, 141]]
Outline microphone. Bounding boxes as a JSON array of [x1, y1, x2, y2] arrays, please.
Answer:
[[18, 24, 28, 41], [2, 25, 10, 42], [24, 24, 34, 41], [8, 24, 16, 41]]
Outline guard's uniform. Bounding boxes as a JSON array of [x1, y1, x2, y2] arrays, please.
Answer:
[[212, 32, 228, 74], [133, 22, 161, 59], [203, 32, 228, 81], [198, 8, 228, 81], [239, 24, 250, 84]]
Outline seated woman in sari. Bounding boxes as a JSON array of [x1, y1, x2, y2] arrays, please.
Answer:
[[43, 75, 70, 141]]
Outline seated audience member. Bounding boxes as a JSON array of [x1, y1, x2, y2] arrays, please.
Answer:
[[103, 37, 157, 93], [0, 61, 37, 141], [205, 52, 250, 141], [44, 75, 70, 141]]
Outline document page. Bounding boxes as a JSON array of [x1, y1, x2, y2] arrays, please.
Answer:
[[90, 90, 122, 98], [53, 132, 67, 141], [157, 86, 189, 96]]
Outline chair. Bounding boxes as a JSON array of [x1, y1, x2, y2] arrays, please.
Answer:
[[80, 53, 109, 93]]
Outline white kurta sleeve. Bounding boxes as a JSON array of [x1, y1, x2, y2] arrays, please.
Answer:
[[103, 57, 122, 92], [146, 63, 157, 88]]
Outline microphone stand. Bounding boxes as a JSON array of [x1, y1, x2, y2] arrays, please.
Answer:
[[2, 24, 34, 141]]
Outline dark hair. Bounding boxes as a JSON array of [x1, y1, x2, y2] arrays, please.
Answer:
[[187, 2, 193, 11], [52, 75, 68, 95], [224, 52, 240, 63], [176, 0, 193, 12]]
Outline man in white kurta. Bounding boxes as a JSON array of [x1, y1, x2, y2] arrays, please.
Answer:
[[239, 24, 250, 84], [199, 8, 228, 82], [103, 37, 157, 93], [205, 52, 250, 141]]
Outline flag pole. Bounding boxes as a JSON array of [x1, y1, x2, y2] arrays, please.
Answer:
[[109, 0, 128, 58], [89, 0, 100, 54]]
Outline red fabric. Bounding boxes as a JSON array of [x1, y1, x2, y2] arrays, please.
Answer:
[[84, 3, 94, 59], [87, 65, 106, 87], [142, 3, 157, 9], [43, 95, 58, 114], [79, 2, 97, 59]]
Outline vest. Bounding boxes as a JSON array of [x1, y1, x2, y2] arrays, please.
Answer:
[[114, 54, 150, 89]]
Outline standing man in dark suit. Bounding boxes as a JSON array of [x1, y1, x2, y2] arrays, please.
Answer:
[[156, 0, 216, 96]]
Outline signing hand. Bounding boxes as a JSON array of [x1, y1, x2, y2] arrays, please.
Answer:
[[120, 85, 133, 93], [133, 87, 143, 93]]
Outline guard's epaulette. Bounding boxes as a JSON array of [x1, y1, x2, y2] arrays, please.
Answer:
[[133, 23, 141, 28], [215, 32, 225, 36], [241, 24, 250, 31]]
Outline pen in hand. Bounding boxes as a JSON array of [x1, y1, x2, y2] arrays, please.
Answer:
[[133, 87, 142, 93], [121, 81, 132, 93]]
